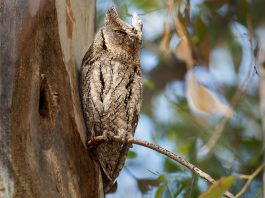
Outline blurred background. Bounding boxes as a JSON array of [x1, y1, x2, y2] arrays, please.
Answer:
[[96, 0, 265, 197]]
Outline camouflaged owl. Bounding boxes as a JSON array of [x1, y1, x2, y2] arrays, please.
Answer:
[[80, 7, 143, 192]]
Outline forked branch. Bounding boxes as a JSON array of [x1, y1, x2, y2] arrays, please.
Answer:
[[88, 136, 234, 198]]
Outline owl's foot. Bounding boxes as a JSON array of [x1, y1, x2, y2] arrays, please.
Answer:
[[103, 131, 116, 141], [118, 132, 134, 148]]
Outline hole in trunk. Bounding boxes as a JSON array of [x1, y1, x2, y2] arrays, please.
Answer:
[[39, 76, 50, 118]]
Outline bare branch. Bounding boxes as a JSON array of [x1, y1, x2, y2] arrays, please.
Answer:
[[236, 164, 265, 198], [88, 136, 234, 198]]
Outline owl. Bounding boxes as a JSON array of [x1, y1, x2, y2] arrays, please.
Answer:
[[80, 7, 143, 192]]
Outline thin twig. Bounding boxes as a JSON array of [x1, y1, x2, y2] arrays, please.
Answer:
[[88, 136, 234, 198], [200, 117, 229, 154], [235, 164, 265, 198]]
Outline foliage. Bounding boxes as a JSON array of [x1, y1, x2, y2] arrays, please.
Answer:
[[199, 176, 234, 198], [97, 0, 265, 197]]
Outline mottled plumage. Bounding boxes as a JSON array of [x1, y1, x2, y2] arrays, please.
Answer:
[[80, 7, 143, 192]]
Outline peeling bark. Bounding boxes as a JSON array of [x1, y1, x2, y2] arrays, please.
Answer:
[[0, 0, 103, 197]]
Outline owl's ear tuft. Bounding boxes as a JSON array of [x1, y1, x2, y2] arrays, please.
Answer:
[[105, 7, 119, 24]]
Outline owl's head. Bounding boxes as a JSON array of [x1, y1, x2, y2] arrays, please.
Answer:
[[102, 7, 142, 59]]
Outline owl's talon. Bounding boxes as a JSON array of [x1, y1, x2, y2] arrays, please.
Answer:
[[118, 133, 126, 142], [126, 133, 134, 148], [127, 133, 134, 142], [103, 131, 115, 141], [116, 133, 133, 147]]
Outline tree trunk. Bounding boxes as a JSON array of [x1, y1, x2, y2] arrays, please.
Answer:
[[258, 35, 265, 198], [260, 73, 265, 198], [0, 0, 103, 197]]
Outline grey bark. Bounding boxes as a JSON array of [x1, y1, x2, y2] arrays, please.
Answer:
[[260, 60, 265, 198], [258, 34, 265, 198], [0, 0, 103, 197]]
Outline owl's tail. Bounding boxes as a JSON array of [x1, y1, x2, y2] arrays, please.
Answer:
[[101, 171, 117, 193], [96, 141, 129, 193]]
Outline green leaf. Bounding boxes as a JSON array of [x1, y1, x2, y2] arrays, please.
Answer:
[[137, 178, 161, 193], [164, 158, 181, 172], [157, 174, 166, 181], [143, 80, 156, 91], [205, 0, 230, 10], [137, 179, 161, 193], [199, 176, 234, 198], [127, 150, 137, 159], [229, 39, 242, 72], [174, 181, 189, 197], [155, 184, 167, 198], [129, 0, 159, 11]]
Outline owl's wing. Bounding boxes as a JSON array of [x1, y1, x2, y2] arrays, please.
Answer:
[[82, 28, 106, 66], [95, 64, 143, 190], [80, 28, 106, 101], [81, 45, 93, 66], [80, 46, 92, 135], [128, 65, 143, 134]]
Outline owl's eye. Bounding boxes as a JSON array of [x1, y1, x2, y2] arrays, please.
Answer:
[[114, 29, 127, 35]]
